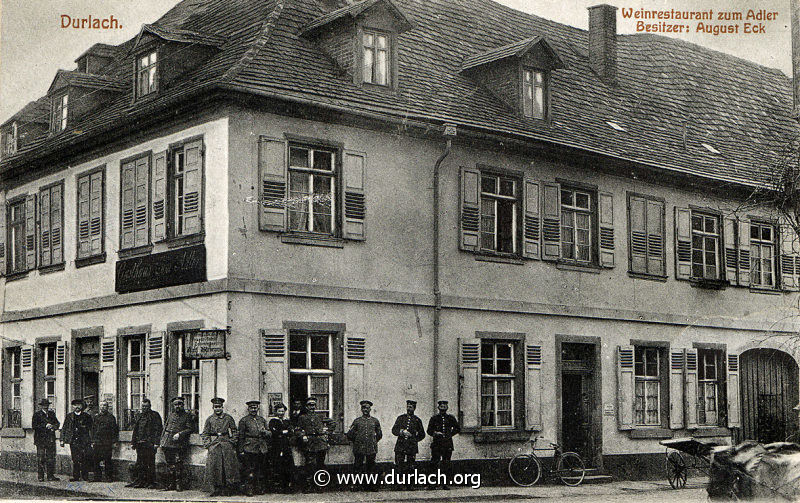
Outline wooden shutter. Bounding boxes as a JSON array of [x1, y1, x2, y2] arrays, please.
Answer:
[[599, 191, 614, 268], [738, 219, 751, 286], [524, 342, 543, 431], [724, 217, 738, 284], [24, 194, 36, 271], [152, 150, 167, 242], [647, 200, 665, 276], [89, 171, 103, 256], [55, 341, 67, 420], [100, 338, 117, 415], [629, 196, 647, 274], [668, 348, 685, 429], [344, 335, 367, 426], [343, 151, 366, 240], [458, 338, 480, 429], [684, 348, 699, 429], [780, 222, 799, 291], [39, 188, 51, 267], [51, 184, 62, 265], [459, 166, 480, 251], [20, 345, 34, 428], [522, 179, 540, 259], [134, 156, 150, 248], [120, 161, 136, 249], [260, 329, 288, 409], [0, 202, 6, 276], [147, 332, 165, 416], [541, 182, 561, 261], [726, 353, 741, 429], [674, 207, 691, 280], [258, 136, 287, 232], [182, 140, 203, 236], [616, 345, 634, 430], [77, 174, 91, 258]]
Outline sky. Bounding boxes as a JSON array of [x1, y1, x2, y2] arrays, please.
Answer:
[[0, 0, 793, 124]]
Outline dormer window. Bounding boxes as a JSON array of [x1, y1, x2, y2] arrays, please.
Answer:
[[1, 122, 17, 157], [52, 94, 68, 133], [362, 30, 390, 86], [523, 69, 548, 119], [136, 50, 158, 98]]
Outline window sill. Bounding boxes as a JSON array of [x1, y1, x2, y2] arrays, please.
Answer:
[[5, 270, 29, 283], [473, 429, 530, 444], [628, 271, 668, 282], [76, 253, 107, 269], [556, 262, 602, 274], [0, 428, 26, 438], [281, 233, 344, 248], [749, 287, 781, 296], [165, 233, 204, 249], [689, 427, 730, 438], [689, 278, 729, 290], [628, 428, 674, 439], [474, 253, 524, 265], [118, 244, 154, 259], [39, 262, 65, 275]]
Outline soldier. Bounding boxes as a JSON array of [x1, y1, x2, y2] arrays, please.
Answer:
[[160, 397, 196, 491], [61, 399, 94, 481], [238, 400, 270, 496], [201, 397, 240, 497], [426, 400, 460, 490], [127, 398, 162, 488], [32, 399, 60, 481], [83, 395, 99, 480], [346, 400, 382, 487], [268, 403, 294, 493], [91, 401, 119, 481], [392, 399, 425, 485], [297, 397, 329, 491]]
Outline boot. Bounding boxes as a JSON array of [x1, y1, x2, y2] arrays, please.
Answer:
[[174, 465, 185, 492], [161, 466, 176, 491]]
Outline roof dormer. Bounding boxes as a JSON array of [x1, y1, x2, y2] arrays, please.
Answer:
[[460, 36, 565, 121], [47, 70, 126, 133], [301, 0, 413, 89], [75, 43, 122, 75]]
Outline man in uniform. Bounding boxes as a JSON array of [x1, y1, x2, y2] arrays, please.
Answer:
[[392, 399, 425, 486], [426, 400, 460, 490], [91, 401, 119, 481], [127, 397, 162, 488], [346, 400, 382, 487], [268, 403, 294, 492], [238, 400, 270, 496], [297, 397, 329, 491], [61, 399, 94, 481], [160, 397, 196, 491], [201, 398, 240, 496], [32, 399, 60, 481]]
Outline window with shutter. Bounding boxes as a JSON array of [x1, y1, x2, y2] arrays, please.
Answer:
[[750, 222, 776, 289], [120, 155, 151, 251], [3, 347, 23, 427], [7, 199, 27, 274], [627, 194, 665, 277], [560, 185, 599, 265], [77, 167, 105, 261], [39, 181, 64, 269]]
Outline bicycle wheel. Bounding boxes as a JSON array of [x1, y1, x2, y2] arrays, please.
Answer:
[[556, 452, 586, 486], [666, 451, 687, 489], [508, 454, 542, 486]]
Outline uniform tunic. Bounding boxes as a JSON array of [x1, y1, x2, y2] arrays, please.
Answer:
[[201, 413, 241, 489], [347, 416, 382, 455], [297, 413, 329, 453], [238, 415, 270, 454], [62, 411, 94, 478], [160, 410, 195, 449], [92, 412, 119, 447], [426, 413, 460, 451], [391, 413, 425, 455]]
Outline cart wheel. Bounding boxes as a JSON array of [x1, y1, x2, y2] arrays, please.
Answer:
[[666, 451, 687, 489]]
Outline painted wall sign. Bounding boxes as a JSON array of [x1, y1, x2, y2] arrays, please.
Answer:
[[184, 329, 227, 359], [115, 244, 206, 293]]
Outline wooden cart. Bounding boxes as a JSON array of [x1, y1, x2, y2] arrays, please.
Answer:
[[659, 437, 720, 489]]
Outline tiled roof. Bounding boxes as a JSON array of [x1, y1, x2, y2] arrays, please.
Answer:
[[48, 70, 128, 94], [460, 36, 566, 71], [134, 23, 228, 49], [75, 43, 123, 62], [301, 0, 413, 35], [1, 97, 50, 128], [2, 0, 796, 190]]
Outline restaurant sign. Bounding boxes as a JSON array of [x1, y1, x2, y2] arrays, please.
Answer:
[[115, 244, 206, 294], [184, 329, 228, 359]]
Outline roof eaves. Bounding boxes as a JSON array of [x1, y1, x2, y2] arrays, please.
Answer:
[[301, 0, 413, 37], [129, 24, 227, 55]]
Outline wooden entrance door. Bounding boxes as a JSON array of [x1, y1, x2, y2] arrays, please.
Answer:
[[738, 349, 799, 443], [561, 342, 595, 462]]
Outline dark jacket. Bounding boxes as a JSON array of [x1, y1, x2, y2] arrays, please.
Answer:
[[392, 413, 425, 454], [160, 409, 196, 449], [238, 414, 270, 454], [32, 409, 60, 447], [426, 413, 460, 451], [347, 415, 382, 455], [62, 411, 93, 446], [268, 417, 292, 453], [92, 411, 119, 446], [297, 412, 329, 453], [132, 409, 163, 448]]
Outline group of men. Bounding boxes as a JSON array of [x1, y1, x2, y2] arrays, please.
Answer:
[[32, 394, 461, 495]]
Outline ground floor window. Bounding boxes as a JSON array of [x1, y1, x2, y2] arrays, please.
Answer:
[[177, 333, 200, 421], [289, 332, 333, 418], [122, 336, 146, 429], [698, 348, 724, 426], [634, 346, 662, 426], [480, 341, 515, 428]]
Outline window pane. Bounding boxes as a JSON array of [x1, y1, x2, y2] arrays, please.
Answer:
[[290, 334, 307, 352], [377, 35, 387, 49], [310, 335, 327, 353], [497, 199, 515, 253], [575, 192, 590, 209], [290, 374, 308, 402], [288, 172, 310, 231], [311, 376, 330, 411], [376, 49, 387, 85], [289, 147, 309, 168], [289, 351, 307, 369], [313, 151, 333, 171], [496, 343, 511, 359], [500, 178, 514, 197], [561, 190, 573, 206], [363, 33, 374, 46], [692, 215, 703, 231], [481, 343, 494, 373], [312, 176, 333, 234], [481, 176, 497, 194], [363, 47, 374, 83]]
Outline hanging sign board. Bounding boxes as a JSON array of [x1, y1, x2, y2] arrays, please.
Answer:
[[184, 329, 228, 359]]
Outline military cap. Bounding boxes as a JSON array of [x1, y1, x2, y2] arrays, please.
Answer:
[[171, 397, 185, 403], [71, 399, 85, 405], [246, 400, 260, 406], [211, 397, 225, 405], [305, 397, 317, 404], [406, 400, 417, 406], [437, 400, 449, 405], [360, 400, 373, 407], [38, 399, 51, 406]]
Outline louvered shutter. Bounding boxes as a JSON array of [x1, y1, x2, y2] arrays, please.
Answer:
[[724, 217, 738, 284], [120, 161, 136, 249], [100, 338, 116, 415], [77, 174, 91, 258], [147, 332, 165, 416], [629, 196, 647, 273], [260, 330, 288, 408], [669, 348, 685, 429], [152, 150, 167, 242], [684, 348, 699, 429], [20, 345, 34, 428], [258, 137, 287, 232], [738, 219, 751, 286], [89, 171, 103, 256], [51, 184, 62, 264], [459, 166, 480, 251], [343, 151, 366, 240], [616, 345, 634, 430], [541, 182, 561, 261], [458, 338, 480, 429], [599, 191, 615, 268], [524, 342, 543, 431], [55, 341, 67, 420], [780, 222, 799, 291], [647, 200, 665, 275], [24, 194, 36, 271], [134, 156, 150, 248], [344, 335, 367, 427], [522, 179, 540, 259], [726, 353, 741, 428], [0, 202, 6, 276], [39, 188, 51, 267], [675, 207, 691, 280], [182, 140, 203, 236]]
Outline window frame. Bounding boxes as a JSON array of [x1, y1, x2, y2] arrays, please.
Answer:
[[176, 333, 200, 420], [521, 67, 549, 120], [560, 186, 597, 265], [286, 143, 339, 237], [750, 220, 776, 289], [120, 335, 147, 430], [4, 347, 23, 428], [136, 49, 159, 99], [76, 165, 106, 264], [478, 171, 520, 255], [479, 340, 516, 429], [289, 331, 335, 419], [697, 348, 726, 427], [361, 28, 393, 88], [7, 198, 26, 275], [51, 92, 68, 133], [632, 344, 668, 428], [690, 210, 722, 281], [2, 122, 17, 157]]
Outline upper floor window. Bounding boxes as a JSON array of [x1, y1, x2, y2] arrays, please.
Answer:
[[750, 221, 775, 288], [287, 145, 336, 235], [136, 51, 158, 98], [691, 212, 721, 280], [523, 69, 548, 119], [7, 199, 28, 275], [77, 168, 105, 261], [480, 341, 515, 428], [561, 187, 594, 263], [2, 122, 17, 157], [480, 173, 518, 254], [39, 182, 64, 269], [52, 93, 68, 133], [362, 30, 390, 86]]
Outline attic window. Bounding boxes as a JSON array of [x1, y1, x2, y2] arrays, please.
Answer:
[[1, 122, 17, 157], [136, 51, 158, 98], [522, 69, 548, 119], [702, 143, 721, 154], [362, 30, 391, 87], [606, 121, 626, 132], [51, 93, 68, 133]]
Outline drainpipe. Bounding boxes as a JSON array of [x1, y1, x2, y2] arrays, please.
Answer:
[[433, 124, 457, 408]]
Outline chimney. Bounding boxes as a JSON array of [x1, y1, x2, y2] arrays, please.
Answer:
[[588, 4, 618, 84], [792, 0, 800, 120]]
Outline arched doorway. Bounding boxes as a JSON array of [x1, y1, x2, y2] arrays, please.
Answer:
[[738, 349, 799, 443]]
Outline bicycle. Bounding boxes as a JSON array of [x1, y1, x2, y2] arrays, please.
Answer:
[[508, 434, 587, 487]]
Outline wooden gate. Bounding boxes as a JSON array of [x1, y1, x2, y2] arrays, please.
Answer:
[[737, 349, 799, 444]]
